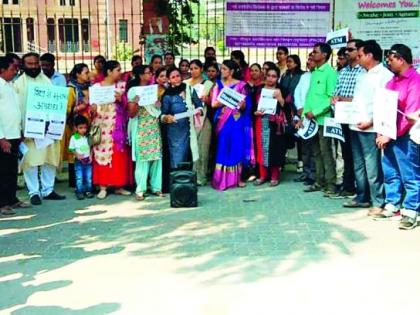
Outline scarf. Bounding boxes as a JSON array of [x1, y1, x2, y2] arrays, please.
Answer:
[[68, 79, 90, 104], [164, 83, 187, 97]]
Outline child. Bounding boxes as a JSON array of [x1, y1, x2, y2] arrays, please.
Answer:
[[68, 115, 94, 200]]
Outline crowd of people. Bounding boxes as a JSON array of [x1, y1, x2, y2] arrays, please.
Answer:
[[0, 41, 419, 230]]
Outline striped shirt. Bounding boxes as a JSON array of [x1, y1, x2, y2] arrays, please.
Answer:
[[334, 64, 365, 98]]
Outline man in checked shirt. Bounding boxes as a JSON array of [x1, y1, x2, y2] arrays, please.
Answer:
[[331, 39, 365, 199]]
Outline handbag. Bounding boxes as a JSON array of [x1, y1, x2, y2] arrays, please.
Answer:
[[88, 124, 102, 146]]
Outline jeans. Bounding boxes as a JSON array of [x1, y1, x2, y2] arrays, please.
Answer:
[[74, 160, 92, 194], [351, 131, 384, 207], [382, 135, 420, 215]]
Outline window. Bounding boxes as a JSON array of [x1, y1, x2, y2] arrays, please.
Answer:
[[59, 0, 75, 5], [2, 0, 20, 4], [119, 20, 128, 42], [0, 18, 22, 52], [26, 18, 34, 43], [47, 18, 56, 52], [81, 18, 90, 52], [58, 18, 79, 52]]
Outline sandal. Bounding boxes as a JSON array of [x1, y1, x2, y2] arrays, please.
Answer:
[[154, 191, 164, 197], [269, 180, 279, 187], [115, 188, 132, 196], [97, 189, 107, 200], [135, 193, 145, 201], [1, 206, 16, 216], [238, 181, 247, 188], [253, 179, 266, 186], [11, 201, 31, 209]]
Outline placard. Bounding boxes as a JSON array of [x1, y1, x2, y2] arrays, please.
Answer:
[[373, 88, 398, 139], [257, 88, 277, 115], [297, 118, 319, 139], [89, 85, 115, 105], [174, 108, 202, 120], [226, 0, 332, 47], [334, 101, 362, 124], [323, 117, 345, 142], [216, 87, 246, 109], [326, 27, 349, 48], [24, 84, 69, 140], [131, 84, 158, 106]]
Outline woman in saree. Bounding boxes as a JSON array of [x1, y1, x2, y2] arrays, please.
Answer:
[[211, 60, 254, 191], [184, 59, 215, 185], [254, 67, 290, 187], [161, 67, 203, 170], [64, 63, 91, 187], [127, 65, 163, 201], [91, 60, 133, 199]]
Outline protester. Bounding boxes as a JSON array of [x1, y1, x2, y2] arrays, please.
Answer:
[[122, 55, 143, 82], [68, 115, 94, 200], [211, 60, 253, 191], [40, 53, 66, 87], [127, 65, 163, 201], [276, 46, 289, 79], [0, 56, 29, 215], [303, 43, 338, 195], [91, 60, 133, 199], [336, 47, 348, 71], [150, 55, 163, 76], [184, 60, 215, 186], [375, 44, 420, 230], [254, 67, 289, 186], [161, 67, 202, 170], [294, 54, 316, 185], [340, 40, 391, 213], [204, 61, 219, 83], [5, 52, 22, 81], [90, 55, 106, 83], [14, 52, 65, 205], [179, 59, 191, 80], [231, 50, 250, 82], [332, 39, 365, 198], [164, 52, 175, 68]]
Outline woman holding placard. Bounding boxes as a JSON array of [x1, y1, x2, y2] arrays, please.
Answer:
[[90, 60, 133, 199], [184, 60, 214, 185], [211, 60, 254, 191], [161, 67, 203, 170], [254, 67, 289, 187], [126, 65, 163, 201]]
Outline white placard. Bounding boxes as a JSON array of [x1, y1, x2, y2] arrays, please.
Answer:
[[323, 117, 345, 142], [257, 88, 277, 115], [334, 101, 362, 124], [174, 108, 202, 120], [373, 88, 398, 140], [216, 87, 246, 109], [297, 118, 318, 140], [45, 114, 66, 140], [193, 84, 205, 98], [132, 84, 158, 106], [24, 111, 46, 139], [326, 28, 349, 48], [410, 120, 420, 144], [89, 85, 116, 105]]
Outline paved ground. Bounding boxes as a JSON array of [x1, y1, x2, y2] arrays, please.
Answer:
[[1, 168, 420, 315]]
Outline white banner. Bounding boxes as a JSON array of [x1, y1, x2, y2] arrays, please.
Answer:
[[334, 101, 362, 124], [132, 84, 158, 106], [257, 88, 277, 115]]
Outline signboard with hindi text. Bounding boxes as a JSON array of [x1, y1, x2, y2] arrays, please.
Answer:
[[24, 84, 69, 140]]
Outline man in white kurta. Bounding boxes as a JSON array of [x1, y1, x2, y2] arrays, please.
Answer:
[[14, 53, 65, 205]]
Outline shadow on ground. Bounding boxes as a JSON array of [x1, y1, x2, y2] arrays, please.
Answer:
[[0, 168, 366, 313]]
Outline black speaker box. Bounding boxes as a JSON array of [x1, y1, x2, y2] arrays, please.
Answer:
[[170, 170, 198, 208]]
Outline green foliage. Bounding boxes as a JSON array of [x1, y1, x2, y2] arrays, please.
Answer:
[[113, 42, 133, 61]]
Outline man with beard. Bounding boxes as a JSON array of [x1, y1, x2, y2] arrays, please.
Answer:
[[14, 53, 66, 205], [40, 53, 66, 87]]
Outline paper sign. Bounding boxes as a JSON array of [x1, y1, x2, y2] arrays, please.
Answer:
[[174, 108, 202, 120], [132, 84, 158, 106], [373, 88, 398, 140], [410, 120, 420, 144], [217, 87, 246, 109], [334, 101, 362, 124], [18, 142, 29, 166], [89, 85, 115, 105], [297, 118, 318, 140], [24, 112, 47, 139], [45, 114, 66, 140], [326, 28, 349, 49], [257, 88, 277, 115], [323, 117, 345, 142]]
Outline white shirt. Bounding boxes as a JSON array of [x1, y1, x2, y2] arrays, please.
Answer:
[[350, 63, 394, 132], [0, 77, 21, 139], [294, 71, 311, 111], [69, 134, 91, 158]]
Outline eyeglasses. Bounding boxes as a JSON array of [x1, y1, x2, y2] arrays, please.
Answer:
[[345, 48, 356, 52]]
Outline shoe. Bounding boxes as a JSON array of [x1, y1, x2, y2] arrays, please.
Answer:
[[0, 205, 16, 215], [373, 204, 400, 220], [303, 179, 315, 186], [30, 195, 42, 206], [323, 190, 340, 198], [85, 192, 95, 199], [328, 190, 356, 199], [11, 201, 31, 209], [342, 200, 371, 208], [97, 189, 107, 200], [294, 175, 307, 183], [135, 192, 145, 201], [115, 188, 131, 196], [399, 215, 417, 230], [44, 191, 66, 200], [76, 192, 85, 200], [304, 184, 322, 192], [368, 207, 383, 216], [247, 175, 257, 182]]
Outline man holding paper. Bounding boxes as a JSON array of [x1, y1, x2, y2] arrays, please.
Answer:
[[341, 40, 393, 214], [14, 53, 65, 206], [374, 44, 420, 230], [331, 39, 365, 198]]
